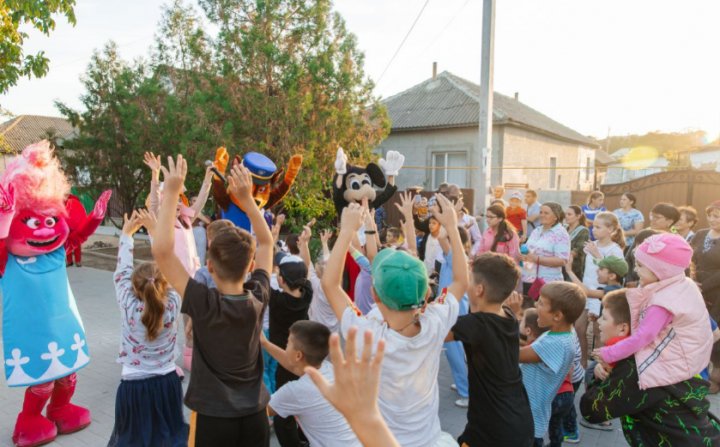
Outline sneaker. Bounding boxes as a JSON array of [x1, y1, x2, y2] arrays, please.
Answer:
[[454, 398, 469, 408], [563, 432, 581, 443], [450, 383, 457, 391], [579, 419, 613, 431]]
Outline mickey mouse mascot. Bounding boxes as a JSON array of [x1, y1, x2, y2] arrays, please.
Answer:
[[0, 141, 111, 447], [332, 147, 404, 300], [332, 147, 405, 216]]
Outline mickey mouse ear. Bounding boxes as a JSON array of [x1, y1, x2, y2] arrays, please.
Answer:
[[366, 163, 386, 188]]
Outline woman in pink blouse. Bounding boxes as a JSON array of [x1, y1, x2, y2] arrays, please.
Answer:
[[475, 204, 520, 262]]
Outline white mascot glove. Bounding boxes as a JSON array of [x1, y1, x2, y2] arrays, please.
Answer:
[[379, 151, 405, 176], [335, 147, 348, 175]]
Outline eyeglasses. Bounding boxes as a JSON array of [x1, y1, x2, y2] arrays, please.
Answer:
[[486, 215, 499, 220]]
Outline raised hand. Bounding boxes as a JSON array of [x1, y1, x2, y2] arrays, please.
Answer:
[[121, 211, 142, 236], [299, 218, 315, 244], [584, 241, 601, 259], [143, 152, 161, 172], [135, 208, 157, 236], [378, 150, 405, 176], [335, 147, 348, 175], [429, 193, 458, 229], [90, 190, 113, 219], [305, 327, 389, 443], [227, 164, 254, 205], [503, 291, 523, 318], [160, 155, 188, 194], [320, 229, 333, 244], [0, 183, 15, 213], [340, 203, 366, 233], [394, 191, 414, 221]]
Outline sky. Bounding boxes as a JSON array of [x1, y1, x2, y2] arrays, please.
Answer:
[[1, 0, 719, 140]]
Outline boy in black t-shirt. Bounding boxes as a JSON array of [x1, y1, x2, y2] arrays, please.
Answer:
[[447, 253, 534, 446], [152, 156, 274, 447], [269, 251, 313, 446]]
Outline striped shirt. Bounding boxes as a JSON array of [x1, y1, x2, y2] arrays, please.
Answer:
[[521, 331, 576, 438]]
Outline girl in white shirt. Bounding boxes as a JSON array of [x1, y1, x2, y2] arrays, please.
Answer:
[[108, 212, 187, 447], [576, 211, 625, 366]]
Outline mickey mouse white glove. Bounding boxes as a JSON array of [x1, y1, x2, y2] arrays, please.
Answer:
[[335, 147, 348, 175], [379, 151, 405, 176]]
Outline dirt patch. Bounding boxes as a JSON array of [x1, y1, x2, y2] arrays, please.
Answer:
[[78, 242, 154, 272]]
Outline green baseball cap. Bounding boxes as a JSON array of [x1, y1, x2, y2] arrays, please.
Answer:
[[595, 255, 629, 278], [371, 248, 428, 311]]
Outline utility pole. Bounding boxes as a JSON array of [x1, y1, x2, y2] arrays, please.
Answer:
[[474, 0, 495, 217]]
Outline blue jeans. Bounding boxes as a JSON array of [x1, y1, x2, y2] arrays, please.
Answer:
[[548, 392, 575, 447], [444, 295, 469, 398]]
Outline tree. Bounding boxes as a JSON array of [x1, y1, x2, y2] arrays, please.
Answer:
[[55, 42, 176, 223], [58, 0, 389, 229], [0, 0, 77, 95]]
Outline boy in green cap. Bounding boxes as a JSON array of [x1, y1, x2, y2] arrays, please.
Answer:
[[565, 255, 627, 305], [322, 196, 468, 447]]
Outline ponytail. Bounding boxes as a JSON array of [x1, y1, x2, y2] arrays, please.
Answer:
[[595, 212, 626, 249], [131, 262, 169, 342]]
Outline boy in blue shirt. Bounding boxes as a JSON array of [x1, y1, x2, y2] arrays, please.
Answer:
[[519, 282, 586, 447]]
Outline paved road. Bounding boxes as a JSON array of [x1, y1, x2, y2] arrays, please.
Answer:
[[0, 266, 716, 446]]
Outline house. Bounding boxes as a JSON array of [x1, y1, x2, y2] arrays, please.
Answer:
[[602, 146, 669, 184], [601, 143, 720, 185], [0, 115, 76, 173], [375, 71, 599, 209]]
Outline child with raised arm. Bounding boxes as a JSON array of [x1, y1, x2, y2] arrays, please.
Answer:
[[322, 194, 468, 447], [447, 253, 534, 446], [152, 156, 274, 447], [108, 210, 187, 447], [261, 321, 361, 446]]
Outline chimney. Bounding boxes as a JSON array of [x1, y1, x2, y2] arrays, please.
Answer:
[[514, 92, 519, 101], [432, 62, 437, 80]]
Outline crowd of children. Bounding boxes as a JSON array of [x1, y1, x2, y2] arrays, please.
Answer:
[[105, 155, 720, 447]]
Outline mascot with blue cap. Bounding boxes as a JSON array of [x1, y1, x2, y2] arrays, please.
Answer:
[[211, 147, 302, 231]]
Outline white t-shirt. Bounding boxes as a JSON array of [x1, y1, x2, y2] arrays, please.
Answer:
[[308, 266, 340, 333], [341, 293, 460, 447], [424, 235, 444, 274], [581, 242, 624, 290], [270, 362, 361, 447]]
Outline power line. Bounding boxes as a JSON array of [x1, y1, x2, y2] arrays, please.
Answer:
[[375, 0, 431, 85], [418, 0, 471, 55]]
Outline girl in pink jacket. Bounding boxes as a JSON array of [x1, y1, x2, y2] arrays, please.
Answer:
[[595, 233, 712, 389]]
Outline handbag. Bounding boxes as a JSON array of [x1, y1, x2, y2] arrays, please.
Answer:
[[527, 261, 545, 300]]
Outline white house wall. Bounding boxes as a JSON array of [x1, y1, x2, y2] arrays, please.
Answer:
[[501, 126, 595, 191], [376, 125, 595, 192], [375, 127, 502, 191]]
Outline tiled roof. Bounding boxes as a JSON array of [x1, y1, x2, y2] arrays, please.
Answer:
[[0, 115, 76, 154], [382, 71, 598, 147]]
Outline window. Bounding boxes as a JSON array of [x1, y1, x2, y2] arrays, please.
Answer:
[[432, 152, 467, 189], [549, 157, 557, 189]]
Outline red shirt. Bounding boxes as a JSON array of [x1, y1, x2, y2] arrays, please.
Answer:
[[505, 206, 527, 232]]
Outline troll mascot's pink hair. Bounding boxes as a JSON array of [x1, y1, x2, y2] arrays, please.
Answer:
[[1, 140, 70, 215]]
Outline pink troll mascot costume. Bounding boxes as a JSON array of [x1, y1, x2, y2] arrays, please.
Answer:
[[0, 141, 111, 447]]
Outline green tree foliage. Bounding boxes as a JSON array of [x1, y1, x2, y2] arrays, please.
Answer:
[[58, 0, 389, 228], [0, 0, 76, 95]]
